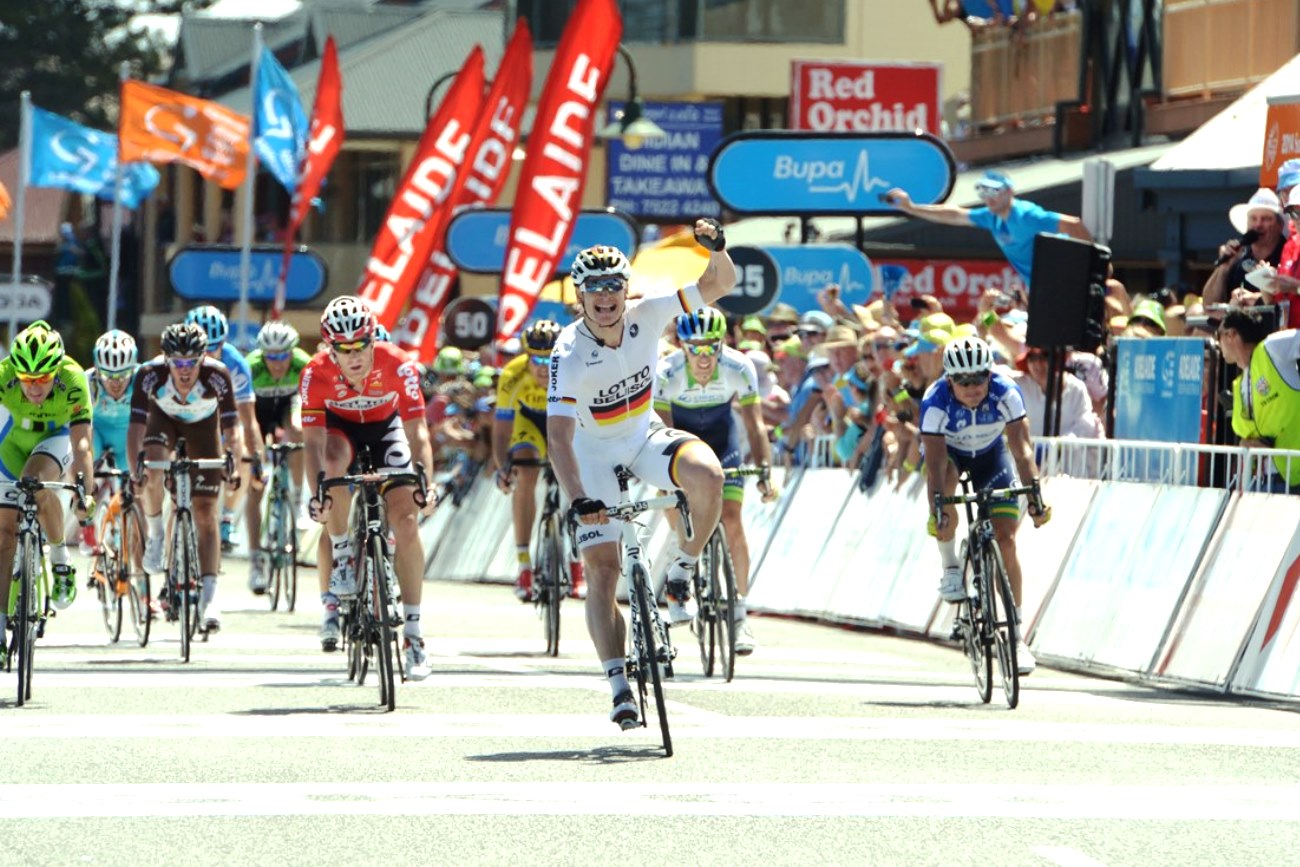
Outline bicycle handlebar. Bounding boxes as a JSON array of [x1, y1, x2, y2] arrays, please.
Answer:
[[723, 464, 770, 481], [265, 442, 305, 453], [601, 490, 694, 540], [0, 473, 92, 521], [316, 464, 430, 510], [935, 479, 1044, 514]]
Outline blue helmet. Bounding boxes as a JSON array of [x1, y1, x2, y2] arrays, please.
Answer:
[[185, 305, 228, 351]]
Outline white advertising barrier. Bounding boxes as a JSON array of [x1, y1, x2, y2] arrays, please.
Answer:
[[746, 469, 849, 614], [786, 469, 858, 618], [1154, 493, 1300, 688], [821, 472, 904, 626], [419, 494, 458, 573], [1231, 522, 1300, 700], [872, 473, 945, 633], [426, 469, 515, 582], [1032, 483, 1224, 672]]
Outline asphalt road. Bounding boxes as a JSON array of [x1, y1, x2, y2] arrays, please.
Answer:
[[2, 554, 1299, 866]]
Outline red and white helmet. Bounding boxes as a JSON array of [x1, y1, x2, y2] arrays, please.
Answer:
[[320, 296, 377, 343]]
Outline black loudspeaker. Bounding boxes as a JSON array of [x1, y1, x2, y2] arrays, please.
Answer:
[[1025, 234, 1111, 349]]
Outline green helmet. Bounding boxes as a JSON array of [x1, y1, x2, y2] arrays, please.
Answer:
[[10, 320, 65, 375], [433, 346, 464, 375]]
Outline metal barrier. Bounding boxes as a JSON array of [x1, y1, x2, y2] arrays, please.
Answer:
[[1039, 437, 1300, 493]]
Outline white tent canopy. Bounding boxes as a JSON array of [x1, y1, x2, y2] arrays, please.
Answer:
[[1149, 52, 1300, 173]]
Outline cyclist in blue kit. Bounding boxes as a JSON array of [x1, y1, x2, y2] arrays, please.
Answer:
[[919, 336, 1049, 674]]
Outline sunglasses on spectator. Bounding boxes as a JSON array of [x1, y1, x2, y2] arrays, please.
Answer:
[[975, 184, 1004, 201], [684, 341, 721, 357], [15, 371, 54, 384], [331, 338, 372, 355], [949, 372, 990, 387], [167, 356, 201, 370], [583, 278, 628, 294], [263, 350, 292, 362], [798, 329, 825, 339], [100, 368, 135, 382]]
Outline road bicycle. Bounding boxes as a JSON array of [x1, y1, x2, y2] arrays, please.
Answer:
[[143, 439, 233, 663], [318, 455, 428, 712], [598, 465, 692, 758], [690, 464, 768, 681], [257, 442, 304, 613], [91, 454, 150, 647], [510, 457, 577, 657], [936, 476, 1043, 710], [3, 474, 88, 706]]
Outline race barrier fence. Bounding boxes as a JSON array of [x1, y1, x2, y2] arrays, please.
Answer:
[[413, 437, 1300, 705]]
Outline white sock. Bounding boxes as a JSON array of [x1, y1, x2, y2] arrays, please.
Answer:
[[666, 552, 698, 586], [49, 543, 70, 567], [321, 592, 339, 622], [403, 605, 421, 639], [221, 506, 235, 523], [201, 574, 217, 607], [147, 512, 163, 542], [734, 597, 748, 621], [604, 657, 631, 696], [938, 537, 960, 570], [329, 533, 352, 567]]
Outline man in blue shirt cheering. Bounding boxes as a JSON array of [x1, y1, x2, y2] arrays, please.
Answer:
[[885, 170, 1091, 299]]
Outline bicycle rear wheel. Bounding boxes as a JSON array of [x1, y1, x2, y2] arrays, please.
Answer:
[[710, 528, 737, 683], [963, 551, 993, 704], [16, 533, 40, 706], [631, 564, 672, 757], [284, 491, 299, 613], [121, 503, 150, 647], [985, 544, 1020, 709]]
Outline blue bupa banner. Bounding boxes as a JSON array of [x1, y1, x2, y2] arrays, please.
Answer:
[[1114, 337, 1204, 442], [446, 208, 638, 274], [605, 100, 723, 220], [27, 107, 160, 208], [169, 245, 327, 304], [708, 131, 955, 216], [253, 46, 309, 193], [762, 244, 874, 313]]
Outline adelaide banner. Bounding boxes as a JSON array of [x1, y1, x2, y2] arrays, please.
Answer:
[[495, 0, 621, 343], [395, 20, 534, 357], [358, 47, 485, 328]]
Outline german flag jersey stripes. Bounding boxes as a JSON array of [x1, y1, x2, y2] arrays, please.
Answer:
[[548, 283, 703, 440]]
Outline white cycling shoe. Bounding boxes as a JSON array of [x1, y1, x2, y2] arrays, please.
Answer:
[[938, 566, 966, 603]]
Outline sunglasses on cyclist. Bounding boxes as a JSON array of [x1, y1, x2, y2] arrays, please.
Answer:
[[263, 350, 293, 362], [583, 277, 627, 294], [331, 338, 372, 354], [684, 341, 721, 357], [15, 371, 54, 384], [100, 368, 135, 382], [527, 353, 550, 366], [167, 356, 202, 370], [949, 371, 990, 387]]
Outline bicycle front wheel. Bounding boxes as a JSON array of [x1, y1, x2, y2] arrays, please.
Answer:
[[16, 533, 41, 706], [631, 564, 672, 757], [694, 542, 715, 677], [285, 489, 299, 613], [265, 492, 283, 612], [541, 522, 562, 657], [985, 543, 1020, 709], [95, 548, 123, 643], [369, 536, 397, 712], [710, 527, 737, 683], [963, 551, 993, 704]]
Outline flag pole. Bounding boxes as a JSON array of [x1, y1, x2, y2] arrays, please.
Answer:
[[237, 22, 262, 348], [9, 91, 32, 346], [106, 62, 129, 333]]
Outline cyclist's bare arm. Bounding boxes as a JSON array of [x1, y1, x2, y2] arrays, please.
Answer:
[[1004, 417, 1049, 523], [546, 415, 587, 503], [694, 219, 737, 304], [69, 422, 95, 492], [922, 432, 951, 512], [223, 420, 244, 487], [237, 402, 263, 462], [403, 416, 436, 497], [127, 421, 146, 479], [654, 405, 674, 429], [303, 426, 327, 496], [491, 416, 512, 473]]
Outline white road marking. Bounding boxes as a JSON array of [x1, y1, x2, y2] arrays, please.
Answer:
[[0, 782, 1296, 820]]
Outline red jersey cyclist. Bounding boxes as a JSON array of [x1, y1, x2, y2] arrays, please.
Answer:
[[301, 296, 436, 679]]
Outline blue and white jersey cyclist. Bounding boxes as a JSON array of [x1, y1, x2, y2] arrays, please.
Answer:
[[920, 335, 1050, 675], [185, 305, 264, 549], [655, 306, 776, 656], [87, 330, 139, 465]]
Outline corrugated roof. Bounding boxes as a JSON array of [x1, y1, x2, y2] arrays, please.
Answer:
[[0, 150, 67, 246], [176, 10, 309, 84], [220, 9, 506, 137], [307, 4, 428, 55]]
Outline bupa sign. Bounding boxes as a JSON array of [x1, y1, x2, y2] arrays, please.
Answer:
[[168, 245, 328, 304], [446, 208, 638, 274], [716, 245, 873, 316], [708, 131, 955, 217]]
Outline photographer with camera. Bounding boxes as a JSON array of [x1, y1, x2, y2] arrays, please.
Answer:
[[1218, 306, 1300, 492], [1203, 188, 1287, 307]]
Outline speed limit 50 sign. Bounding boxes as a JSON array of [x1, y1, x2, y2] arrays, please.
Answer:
[[441, 296, 496, 350]]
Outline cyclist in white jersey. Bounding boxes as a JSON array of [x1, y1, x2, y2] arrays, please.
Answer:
[[548, 218, 737, 729], [920, 335, 1050, 675]]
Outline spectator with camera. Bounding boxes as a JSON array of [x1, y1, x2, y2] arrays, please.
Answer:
[[1217, 306, 1300, 492], [1203, 188, 1287, 306], [1240, 160, 1300, 328]]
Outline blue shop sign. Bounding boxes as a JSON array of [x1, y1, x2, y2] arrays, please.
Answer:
[[605, 100, 723, 221], [446, 208, 638, 274], [168, 245, 327, 304], [709, 131, 955, 216]]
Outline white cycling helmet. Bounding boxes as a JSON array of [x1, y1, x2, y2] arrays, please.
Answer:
[[570, 245, 631, 289], [93, 330, 138, 373], [185, 305, 229, 350], [257, 321, 300, 353], [942, 336, 994, 377], [320, 296, 377, 343]]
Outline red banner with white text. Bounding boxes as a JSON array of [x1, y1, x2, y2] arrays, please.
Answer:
[[396, 20, 534, 357], [876, 258, 1026, 323], [789, 60, 940, 134], [495, 0, 621, 342], [275, 35, 344, 318], [357, 47, 485, 329]]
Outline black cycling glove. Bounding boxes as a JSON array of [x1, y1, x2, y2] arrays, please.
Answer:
[[694, 217, 725, 252]]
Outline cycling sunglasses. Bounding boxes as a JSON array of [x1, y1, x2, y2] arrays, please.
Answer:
[[527, 353, 550, 366], [263, 350, 293, 362], [15, 371, 54, 384], [100, 368, 135, 382], [167, 356, 202, 370], [949, 371, 990, 387], [331, 338, 372, 354], [583, 277, 628, 294], [684, 341, 721, 357]]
